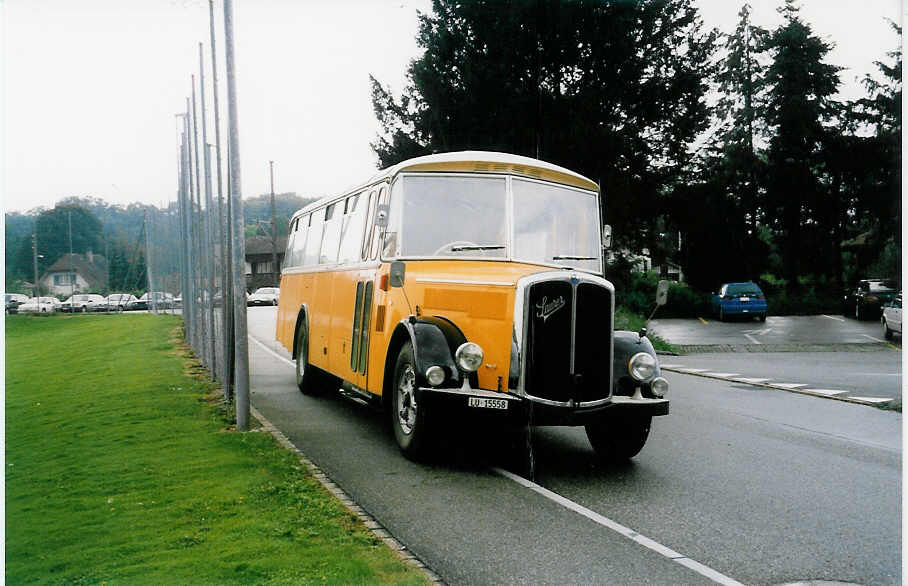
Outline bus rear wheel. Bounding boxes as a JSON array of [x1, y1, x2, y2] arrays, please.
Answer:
[[391, 342, 431, 459], [294, 324, 319, 395]]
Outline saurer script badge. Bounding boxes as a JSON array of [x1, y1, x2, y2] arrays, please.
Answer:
[[535, 296, 566, 322]]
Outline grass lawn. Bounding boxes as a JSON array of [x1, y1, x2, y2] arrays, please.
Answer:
[[5, 314, 428, 585]]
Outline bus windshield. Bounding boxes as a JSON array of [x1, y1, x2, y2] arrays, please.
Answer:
[[392, 174, 601, 272]]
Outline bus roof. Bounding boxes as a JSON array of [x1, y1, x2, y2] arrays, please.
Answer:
[[293, 151, 598, 219]]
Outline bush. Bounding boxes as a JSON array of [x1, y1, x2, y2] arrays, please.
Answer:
[[610, 270, 710, 318]]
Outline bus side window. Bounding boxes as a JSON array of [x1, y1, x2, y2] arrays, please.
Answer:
[[361, 190, 378, 261], [303, 209, 324, 266], [283, 218, 297, 269], [370, 185, 389, 260], [293, 215, 309, 267], [320, 202, 343, 265], [338, 192, 366, 264]]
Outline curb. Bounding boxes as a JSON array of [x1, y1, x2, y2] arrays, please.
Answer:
[[660, 367, 896, 408], [249, 406, 445, 585]]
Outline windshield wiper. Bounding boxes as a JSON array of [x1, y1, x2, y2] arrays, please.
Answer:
[[451, 244, 505, 251], [552, 255, 597, 260]]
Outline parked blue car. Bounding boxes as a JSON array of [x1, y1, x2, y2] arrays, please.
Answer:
[[712, 282, 767, 322]]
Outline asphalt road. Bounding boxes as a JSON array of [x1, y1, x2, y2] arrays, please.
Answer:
[[245, 307, 901, 586], [650, 315, 894, 347]]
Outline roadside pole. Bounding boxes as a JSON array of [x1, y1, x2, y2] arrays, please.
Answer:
[[224, 0, 250, 431], [269, 160, 278, 287], [209, 0, 232, 400], [200, 42, 217, 381]]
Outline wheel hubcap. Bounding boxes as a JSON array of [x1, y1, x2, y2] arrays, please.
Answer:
[[397, 365, 417, 435]]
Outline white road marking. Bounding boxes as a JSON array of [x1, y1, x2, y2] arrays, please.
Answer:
[[733, 377, 771, 384], [659, 363, 684, 369], [675, 368, 710, 373], [493, 467, 747, 586], [743, 334, 761, 345], [861, 334, 887, 343], [707, 373, 741, 379], [773, 383, 809, 389], [803, 389, 848, 396], [821, 314, 845, 322], [848, 396, 894, 405], [250, 335, 295, 367]]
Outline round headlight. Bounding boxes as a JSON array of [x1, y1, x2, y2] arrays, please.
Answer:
[[628, 352, 656, 382], [425, 365, 445, 386], [651, 377, 669, 398], [455, 342, 484, 372]]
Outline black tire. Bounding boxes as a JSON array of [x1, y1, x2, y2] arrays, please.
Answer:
[[294, 323, 320, 395], [883, 318, 894, 340], [585, 415, 652, 464], [855, 302, 864, 321], [758, 313, 767, 322], [391, 342, 432, 459], [718, 308, 725, 322]]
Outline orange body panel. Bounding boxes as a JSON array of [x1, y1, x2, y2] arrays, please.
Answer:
[[277, 261, 552, 398]]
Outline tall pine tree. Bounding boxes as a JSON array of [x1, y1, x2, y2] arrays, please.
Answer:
[[371, 0, 715, 252]]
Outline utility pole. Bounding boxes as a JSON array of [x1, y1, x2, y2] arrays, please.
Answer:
[[68, 211, 74, 301], [209, 0, 232, 400], [269, 160, 278, 286], [32, 230, 39, 299], [224, 0, 250, 431]]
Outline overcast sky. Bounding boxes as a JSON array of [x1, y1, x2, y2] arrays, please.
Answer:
[[1, 0, 902, 215]]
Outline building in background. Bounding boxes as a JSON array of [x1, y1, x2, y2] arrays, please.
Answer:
[[40, 252, 108, 295], [245, 235, 287, 292]]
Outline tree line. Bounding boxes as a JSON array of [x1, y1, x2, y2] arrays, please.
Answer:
[[5, 192, 314, 295], [371, 0, 900, 296]]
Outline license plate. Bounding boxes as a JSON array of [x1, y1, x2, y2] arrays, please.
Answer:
[[739, 297, 750, 302], [468, 397, 508, 410]]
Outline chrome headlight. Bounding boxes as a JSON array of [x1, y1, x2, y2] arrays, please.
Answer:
[[425, 365, 445, 386], [651, 377, 669, 398], [455, 342, 483, 372], [628, 352, 656, 382]]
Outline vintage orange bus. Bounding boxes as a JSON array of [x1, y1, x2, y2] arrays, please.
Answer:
[[276, 151, 668, 463]]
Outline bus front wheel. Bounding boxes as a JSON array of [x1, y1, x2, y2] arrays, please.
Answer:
[[391, 342, 431, 459], [294, 324, 319, 395], [585, 415, 651, 464]]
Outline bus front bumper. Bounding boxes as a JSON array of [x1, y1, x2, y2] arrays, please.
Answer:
[[415, 386, 669, 427]]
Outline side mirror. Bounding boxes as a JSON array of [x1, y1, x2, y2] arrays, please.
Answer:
[[602, 225, 612, 249], [656, 280, 669, 307], [389, 261, 406, 288]]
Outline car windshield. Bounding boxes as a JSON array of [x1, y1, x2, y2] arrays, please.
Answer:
[[726, 284, 763, 296], [389, 174, 601, 272]]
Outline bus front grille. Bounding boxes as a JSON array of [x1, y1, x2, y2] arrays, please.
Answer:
[[523, 277, 613, 405]]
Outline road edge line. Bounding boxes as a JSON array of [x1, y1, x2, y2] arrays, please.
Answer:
[[492, 467, 748, 586]]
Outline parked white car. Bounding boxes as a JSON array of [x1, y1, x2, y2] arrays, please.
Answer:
[[6, 293, 30, 314], [247, 287, 280, 307], [17, 296, 60, 314], [881, 293, 902, 340], [62, 294, 107, 313], [105, 293, 138, 312]]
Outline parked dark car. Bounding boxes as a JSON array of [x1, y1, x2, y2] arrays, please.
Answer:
[[711, 282, 767, 322], [845, 279, 898, 320], [129, 291, 174, 311]]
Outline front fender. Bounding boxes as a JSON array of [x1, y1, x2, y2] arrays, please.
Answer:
[[613, 330, 661, 396], [391, 316, 469, 389]]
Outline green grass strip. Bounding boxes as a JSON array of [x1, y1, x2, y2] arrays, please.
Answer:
[[5, 314, 428, 585]]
